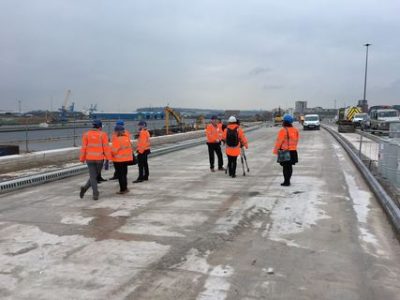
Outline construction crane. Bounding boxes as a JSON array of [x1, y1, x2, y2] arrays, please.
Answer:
[[164, 106, 184, 135]]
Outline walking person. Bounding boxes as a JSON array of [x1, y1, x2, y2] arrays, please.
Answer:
[[133, 121, 151, 183], [222, 116, 248, 178], [109, 119, 131, 180], [79, 119, 111, 200], [273, 114, 299, 186], [205, 116, 224, 172], [111, 125, 133, 194]]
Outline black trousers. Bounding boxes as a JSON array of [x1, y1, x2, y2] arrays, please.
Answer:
[[227, 155, 237, 176], [207, 142, 223, 169], [114, 162, 128, 191], [282, 162, 293, 184], [138, 150, 150, 179]]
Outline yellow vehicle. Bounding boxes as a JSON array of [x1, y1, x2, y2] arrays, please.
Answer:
[[273, 107, 283, 126], [164, 106, 184, 134]]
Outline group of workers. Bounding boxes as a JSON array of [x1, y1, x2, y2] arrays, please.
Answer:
[[79, 114, 299, 200], [79, 119, 150, 200], [205, 115, 248, 178]]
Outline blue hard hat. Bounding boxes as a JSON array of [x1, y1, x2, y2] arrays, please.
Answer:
[[283, 114, 294, 124], [92, 119, 102, 128], [114, 125, 125, 132], [116, 119, 124, 126], [138, 121, 147, 127]]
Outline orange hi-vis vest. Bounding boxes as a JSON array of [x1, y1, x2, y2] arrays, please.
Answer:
[[217, 123, 223, 139], [205, 123, 221, 143], [112, 129, 131, 142], [222, 124, 248, 157], [273, 126, 299, 154], [137, 129, 150, 154], [80, 129, 111, 162], [111, 134, 133, 162]]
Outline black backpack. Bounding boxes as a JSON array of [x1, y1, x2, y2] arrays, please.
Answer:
[[226, 128, 239, 147]]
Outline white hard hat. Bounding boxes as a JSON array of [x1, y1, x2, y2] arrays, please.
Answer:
[[228, 116, 237, 123]]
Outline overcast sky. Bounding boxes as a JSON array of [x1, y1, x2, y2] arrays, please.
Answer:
[[1, 0, 399, 112]]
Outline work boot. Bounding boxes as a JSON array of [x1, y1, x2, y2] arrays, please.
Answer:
[[280, 182, 290, 186], [133, 178, 143, 183], [218, 167, 225, 171], [93, 194, 99, 201], [97, 177, 107, 183], [109, 176, 118, 180], [210, 168, 215, 172], [117, 189, 130, 195], [231, 174, 236, 178], [143, 177, 149, 181], [79, 186, 86, 199]]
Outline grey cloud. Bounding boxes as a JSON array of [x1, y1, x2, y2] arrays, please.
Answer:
[[0, 0, 400, 111], [249, 67, 272, 76]]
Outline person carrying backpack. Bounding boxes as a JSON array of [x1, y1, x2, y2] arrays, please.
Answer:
[[222, 116, 248, 178], [205, 115, 224, 172]]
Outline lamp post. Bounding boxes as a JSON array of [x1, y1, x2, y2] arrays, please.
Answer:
[[363, 43, 371, 101]]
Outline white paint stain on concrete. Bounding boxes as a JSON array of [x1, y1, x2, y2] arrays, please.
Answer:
[[61, 213, 94, 225], [267, 176, 330, 244], [0, 223, 170, 299], [197, 265, 234, 300]]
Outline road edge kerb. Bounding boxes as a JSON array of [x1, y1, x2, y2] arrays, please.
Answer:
[[322, 124, 400, 236]]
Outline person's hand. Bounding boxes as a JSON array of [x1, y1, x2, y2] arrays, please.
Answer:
[[215, 139, 219, 143]]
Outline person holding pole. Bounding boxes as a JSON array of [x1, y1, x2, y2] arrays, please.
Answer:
[[222, 116, 248, 178]]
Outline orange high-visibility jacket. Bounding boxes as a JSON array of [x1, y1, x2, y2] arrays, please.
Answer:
[[137, 129, 150, 154], [217, 123, 223, 139], [111, 134, 133, 162], [80, 129, 111, 162], [273, 126, 299, 154], [205, 123, 221, 143], [112, 129, 131, 142], [222, 124, 248, 157]]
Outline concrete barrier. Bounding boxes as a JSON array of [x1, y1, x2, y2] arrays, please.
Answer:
[[0, 123, 263, 174], [0, 130, 206, 173]]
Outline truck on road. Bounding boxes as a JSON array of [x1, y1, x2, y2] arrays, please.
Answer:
[[368, 106, 400, 133], [337, 106, 361, 133]]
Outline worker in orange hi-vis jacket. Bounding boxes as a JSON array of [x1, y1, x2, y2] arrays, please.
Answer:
[[79, 119, 112, 200], [222, 116, 248, 178], [273, 114, 299, 186], [205, 115, 224, 172], [133, 121, 151, 183], [111, 125, 133, 194], [109, 119, 131, 181]]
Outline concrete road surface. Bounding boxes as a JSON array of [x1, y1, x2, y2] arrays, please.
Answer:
[[1, 127, 400, 300]]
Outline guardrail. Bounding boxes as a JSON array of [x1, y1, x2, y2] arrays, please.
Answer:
[[322, 125, 400, 235]]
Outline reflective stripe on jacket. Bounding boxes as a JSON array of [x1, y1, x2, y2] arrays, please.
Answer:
[[205, 123, 221, 143], [111, 134, 133, 162], [137, 129, 150, 154], [273, 126, 299, 154], [222, 124, 248, 157], [80, 129, 111, 162]]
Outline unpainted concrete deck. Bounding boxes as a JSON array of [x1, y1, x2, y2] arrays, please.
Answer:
[[0, 127, 400, 300]]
